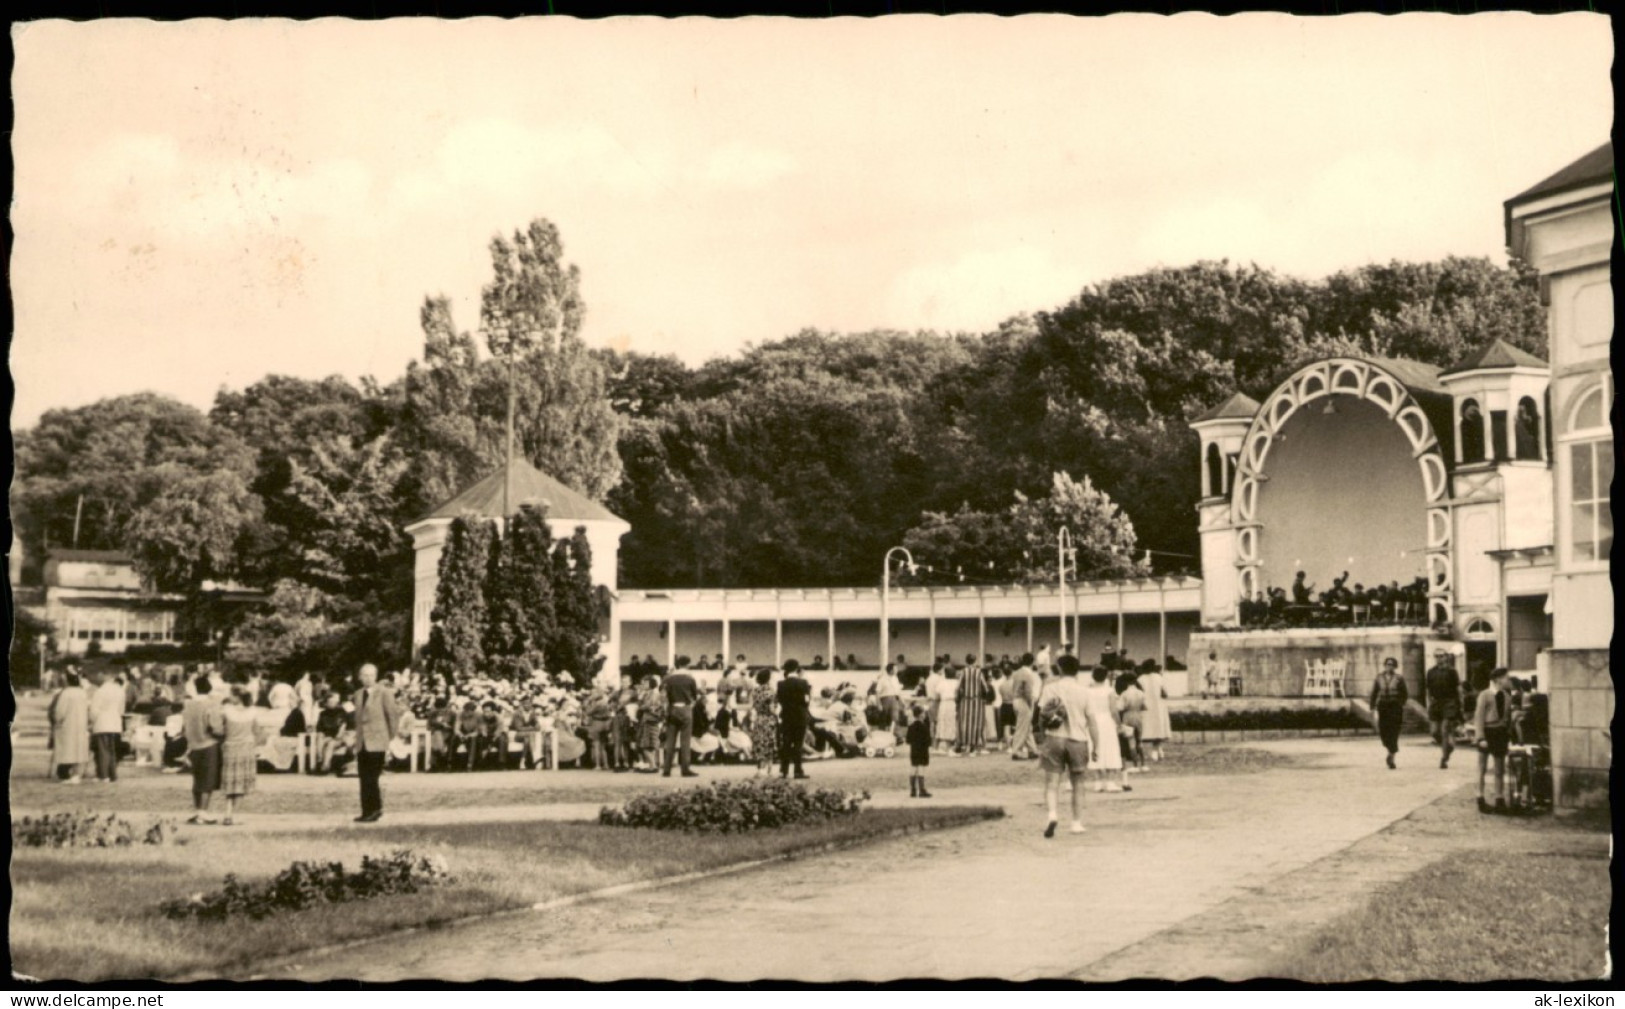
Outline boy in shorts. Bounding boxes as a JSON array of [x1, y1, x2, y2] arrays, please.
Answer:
[[906, 703, 933, 798], [1037, 654, 1093, 837]]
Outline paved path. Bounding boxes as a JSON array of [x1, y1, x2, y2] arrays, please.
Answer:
[[269, 737, 1479, 983]]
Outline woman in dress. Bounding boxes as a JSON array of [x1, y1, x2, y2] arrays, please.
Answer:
[[637, 675, 666, 772], [955, 655, 989, 755], [48, 671, 90, 783], [1138, 662, 1172, 764], [1082, 667, 1130, 793], [219, 686, 267, 825], [933, 664, 959, 755], [748, 669, 778, 775]]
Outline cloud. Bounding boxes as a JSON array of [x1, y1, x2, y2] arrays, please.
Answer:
[[1135, 196, 1277, 270], [697, 141, 795, 188], [388, 118, 675, 214], [886, 245, 1086, 332], [62, 131, 373, 241]]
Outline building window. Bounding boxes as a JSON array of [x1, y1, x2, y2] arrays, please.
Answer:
[[1561, 377, 1613, 568], [1460, 399, 1485, 463], [1568, 439, 1613, 564], [1465, 617, 1495, 637], [1205, 443, 1224, 498]]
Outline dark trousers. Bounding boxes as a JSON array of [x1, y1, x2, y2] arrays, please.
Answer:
[[1376, 706, 1403, 754], [358, 749, 386, 816], [779, 717, 807, 776], [662, 706, 693, 773], [92, 732, 121, 781]]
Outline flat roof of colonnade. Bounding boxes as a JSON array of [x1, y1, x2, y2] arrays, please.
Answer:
[[617, 576, 1202, 623]]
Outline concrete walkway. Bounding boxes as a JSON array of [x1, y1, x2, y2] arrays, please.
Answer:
[[267, 737, 1478, 983]]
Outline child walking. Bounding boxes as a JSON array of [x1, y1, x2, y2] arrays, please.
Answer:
[[906, 704, 934, 798]]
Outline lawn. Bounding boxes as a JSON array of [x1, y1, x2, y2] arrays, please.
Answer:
[[1271, 793, 1612, 983], [10, 805, 1003, 982], [8, 742, 1287, 820]]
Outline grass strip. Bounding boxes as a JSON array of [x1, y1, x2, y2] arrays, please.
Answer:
[[1270, 850, 1611, 982], [12, 805, 1001, 983]]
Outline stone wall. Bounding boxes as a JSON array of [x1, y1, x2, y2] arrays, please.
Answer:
[[1187, 628, 1445, 700], [1546, 648, 1612, 810]]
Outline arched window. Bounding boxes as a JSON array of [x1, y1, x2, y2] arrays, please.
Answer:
[[1460, 399, 1486, 464], [1561, 377, 1613, 567], [1465, 617, 1495, 637], [1515, 396, 1542, 460], [1206, 443, 1224, 498]]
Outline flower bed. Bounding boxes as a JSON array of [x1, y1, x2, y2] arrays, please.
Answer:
[[160, 849, 452, 921], [599, 778, 870, 834], [13, 811, 177, 849], [1170, 706, 1369, 733]]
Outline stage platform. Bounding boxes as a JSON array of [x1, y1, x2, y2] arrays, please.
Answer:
[[1188, 626, 1454, 700]]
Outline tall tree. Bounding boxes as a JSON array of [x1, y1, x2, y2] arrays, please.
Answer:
[[13, 393, 255, 578], [422, 516, 496, 680], [481, 504, 556, 677], [546, 526, 601, 687]]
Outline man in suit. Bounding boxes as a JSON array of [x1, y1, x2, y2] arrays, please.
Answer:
[[776, 660, 813, 780], [1424, 649, 1463, 769], [661, 656, 700, 778], [1369, 656, 1409, 770], [353, 663, 400, 823]]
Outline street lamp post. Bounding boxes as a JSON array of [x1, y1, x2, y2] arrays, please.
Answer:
[[1058, 528, 1076, 652], [880, 547, 916, 671]]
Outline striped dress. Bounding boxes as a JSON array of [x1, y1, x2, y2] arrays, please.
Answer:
[[956, 666, 988, 750]]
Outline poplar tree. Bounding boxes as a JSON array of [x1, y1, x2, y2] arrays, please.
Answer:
[[482, 503, 557, 678], [423, 516, 495, 679]]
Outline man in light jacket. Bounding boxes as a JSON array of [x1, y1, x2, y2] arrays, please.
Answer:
[[1007, 654, 1042, 761], [89, 670, 127, 783], [353, 664, 401, 823]]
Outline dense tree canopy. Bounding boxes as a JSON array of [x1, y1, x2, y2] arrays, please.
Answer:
[[12, 247, 1543, 675]]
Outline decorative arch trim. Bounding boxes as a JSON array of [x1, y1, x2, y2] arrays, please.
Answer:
[[1227, 357, 1455, 624]]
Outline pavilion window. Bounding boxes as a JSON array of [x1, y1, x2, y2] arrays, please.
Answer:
[[1490, 410, 1509, 461], [1515, 397, 1542, 460], [1459, 399, 1486, 464], [1205, 443, 1224, 498]]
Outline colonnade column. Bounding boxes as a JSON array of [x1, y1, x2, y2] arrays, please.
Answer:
[[666, 619, 676, 670], [722, 619, 731, 665], [774, 619, 783, 669]]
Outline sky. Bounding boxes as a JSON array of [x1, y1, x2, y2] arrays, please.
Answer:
[[9, 14, 1614, 428]]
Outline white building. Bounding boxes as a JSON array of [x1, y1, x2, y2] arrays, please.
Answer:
[[1504, 141, 1613, 809]]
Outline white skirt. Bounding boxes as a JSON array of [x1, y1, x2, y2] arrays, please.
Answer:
[[1089, 713, 1122, 770]]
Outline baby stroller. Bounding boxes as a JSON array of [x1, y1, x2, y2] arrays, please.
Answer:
[[861, 728, 897, 758]]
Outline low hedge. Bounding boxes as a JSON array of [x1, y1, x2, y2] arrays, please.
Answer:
[[160, 849, 452, 921], [14, 812, 177, 849], [1170, 707, 1369, 733], [599, 778, 869, 834]]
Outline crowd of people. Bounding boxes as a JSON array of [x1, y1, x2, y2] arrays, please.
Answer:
[[1238, 571, 1434, 628], [40, 636, 1536, 835]]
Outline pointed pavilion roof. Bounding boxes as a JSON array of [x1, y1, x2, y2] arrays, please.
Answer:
[[414, 458, 625, 526], [1191, 391, 1262, 424], [1440, 339, 1549, 377]]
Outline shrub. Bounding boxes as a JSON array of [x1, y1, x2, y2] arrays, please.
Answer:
[[1170, 707, 1369, 733], [160, 849, 452, 921], [13, 812, 177, 849], [599, 778, 870, 834]]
